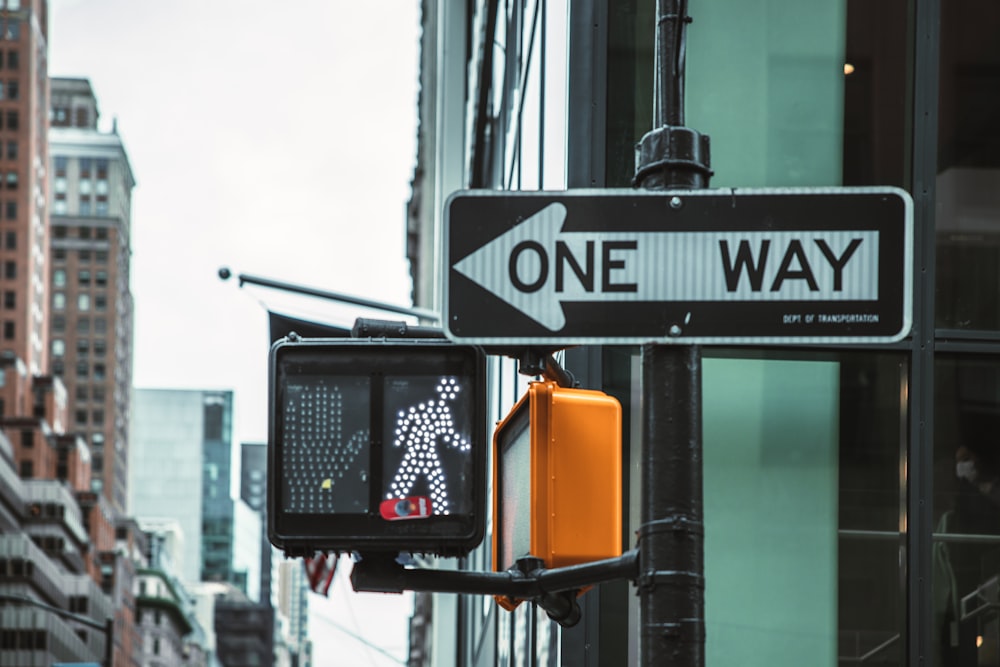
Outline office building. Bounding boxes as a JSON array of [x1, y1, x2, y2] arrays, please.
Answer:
[[130, 388, 236, 587], [49, 76, 136, 516], [0, 0, 49, 380], [406, 1, 1000, 665], [241, 441, 274, 605]]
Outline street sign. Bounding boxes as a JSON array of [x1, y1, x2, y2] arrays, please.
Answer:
[[444, 187, 912, 345]]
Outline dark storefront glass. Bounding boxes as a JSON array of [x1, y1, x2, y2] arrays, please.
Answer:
[[934, 357, 1000, 665], [935, 2, 1000, 331]]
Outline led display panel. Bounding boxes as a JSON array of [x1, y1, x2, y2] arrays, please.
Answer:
[[268, 338, 487, 556]]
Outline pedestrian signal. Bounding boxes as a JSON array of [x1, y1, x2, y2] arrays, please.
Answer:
[[492, 380, 622, 608], [268, 337, 487, 556]]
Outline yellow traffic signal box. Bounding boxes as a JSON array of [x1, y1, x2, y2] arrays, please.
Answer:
[[492, 380, 622, 589]]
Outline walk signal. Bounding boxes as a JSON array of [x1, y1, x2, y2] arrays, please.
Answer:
[[492, 380, 622, 605], [267, 337, 487, 557]]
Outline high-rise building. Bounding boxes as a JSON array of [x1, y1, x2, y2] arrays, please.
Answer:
[[130, 388, 236, 587], [0, 0, 50, 380], [240, 441, 274, 604], [48, 76, 135, 516]]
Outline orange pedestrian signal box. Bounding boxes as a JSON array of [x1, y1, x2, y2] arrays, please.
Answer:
[[492, 380, 622, 605]]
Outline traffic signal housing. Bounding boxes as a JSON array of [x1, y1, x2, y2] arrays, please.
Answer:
[[268, 337, 487, 557], [492, 380, 622, 599]]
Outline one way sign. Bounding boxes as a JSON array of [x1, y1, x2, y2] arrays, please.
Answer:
[[443, 188, 912, 345]]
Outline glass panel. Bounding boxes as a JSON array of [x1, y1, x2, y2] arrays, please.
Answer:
[[705, 352, 905, 666], [935, 1, 1000, 330], [934, 356, 1000, 666], [688, 1, 847, 188]]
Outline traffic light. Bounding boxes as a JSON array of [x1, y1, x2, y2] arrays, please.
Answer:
[[492, 380, 622, 599], [268, 337, 487, 557]]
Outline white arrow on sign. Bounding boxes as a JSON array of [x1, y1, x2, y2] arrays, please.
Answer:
[[452, 203, 880, 331]]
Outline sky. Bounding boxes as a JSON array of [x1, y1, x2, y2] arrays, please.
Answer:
[[49, 1, 420, 664]]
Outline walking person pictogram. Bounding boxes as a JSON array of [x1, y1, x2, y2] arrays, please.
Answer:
[[386, 376, 470, 515]]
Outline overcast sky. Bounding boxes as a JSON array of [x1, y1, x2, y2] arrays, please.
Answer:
[[49, 1, 420, 663]]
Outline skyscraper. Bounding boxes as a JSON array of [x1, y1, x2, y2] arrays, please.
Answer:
[[130, 388, 236, 586], [48, 76, 135, 515], [0, 0, 50, 380]]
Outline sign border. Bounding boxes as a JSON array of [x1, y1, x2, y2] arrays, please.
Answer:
[[443, 187, 913, 346]]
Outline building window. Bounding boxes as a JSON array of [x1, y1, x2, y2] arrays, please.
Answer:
[[96, 159, 108, 179], [54, 156, 66, 177], [92, 387, 104, 402], [76, 339, 88, 355], [3, 22, 18, 41], [20, 430, 31, 448], [2, 290, 12, 309], [75, 385, 87, 401], [3, 261, 12, 279], [93, 364, 105, 381], [95, 201, 108, 217], [4, 171, 15, 189], [92, 409, 104, 426], [4, 141, 14, 160], [4, 111, 16, 130], [53, 269, 65, 287], [75, 362, 87, 378], [19, 460, 32, 478], [52, 200, 67, 215], [3, 321, 13, 340], [78, 250, 90, 262], [77, 294, 90, 311], [6, 50, 17, 69], [78, 270, 90, 286], [95, 295, 106, 311], [53, 316, 65, 333], [93, 318, 105, 334], [95, 271, 107, 287], [5, 81, 16, 100], [79, 158, 91, 178], [93, 340, 106, 357], [52, 339, 64, 357], [52, 292, 64, 310], [79, 179, 91, 195], [95, 250, 107, 263], [4, 230, 12, 249], [79, 199, 91, 216], [4, 201, 14, 219], [75, 409, 86, 425], [77, 318, 89, 334]]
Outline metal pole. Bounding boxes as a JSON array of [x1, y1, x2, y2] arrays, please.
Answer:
[[633, 2, 710, 666]]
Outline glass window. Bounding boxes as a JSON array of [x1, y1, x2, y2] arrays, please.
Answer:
[[79, 179, 91, 195], [934, 356, 1000, 664], [52, 292, 64, 310], [934, 1, 1000, 332], [53, 269, 65, 287], [54, 156, 66, 176], [6, 50, 16, 70], [77, 294, 90, 311], [2, 290, 12, 309]]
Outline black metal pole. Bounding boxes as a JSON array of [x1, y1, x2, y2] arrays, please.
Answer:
[[633, 2, 710, 666]]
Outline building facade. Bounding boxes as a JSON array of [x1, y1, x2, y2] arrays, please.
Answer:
[[49, 76, 135, 517], [130, 388, 236, 588], [407, 1, 1000, 666]]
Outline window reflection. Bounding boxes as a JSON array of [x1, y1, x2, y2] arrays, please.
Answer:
[[935, 357, 1000, 666], [935, 1, 1000, 331]]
